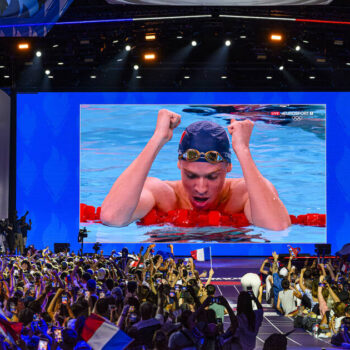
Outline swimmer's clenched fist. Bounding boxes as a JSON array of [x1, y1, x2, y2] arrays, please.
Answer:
[[154, 109, 181, 145], [228, 119, 254, 153]]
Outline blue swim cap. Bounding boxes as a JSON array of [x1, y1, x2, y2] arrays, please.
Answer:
[[178, 121, 231, 163]]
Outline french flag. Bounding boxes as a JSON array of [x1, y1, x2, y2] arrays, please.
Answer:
[[191, 247, 211, 261], [81, 313, 133, 350], [0, 310, 22, 344]]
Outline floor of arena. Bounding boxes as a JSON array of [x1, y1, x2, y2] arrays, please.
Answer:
[[195, 257, 333, 349]]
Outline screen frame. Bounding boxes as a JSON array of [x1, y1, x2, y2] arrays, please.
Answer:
[[15, 91, 342, 256]]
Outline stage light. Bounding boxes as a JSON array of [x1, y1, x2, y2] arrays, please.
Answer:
[[303, 40, 309, 44], [144, 53, 156, 60], [136, 75, 142, 79], [225, 40, 231, 46], [309, 76, 316, 79], [112, 40, 119, 44], [270, 34, 282, 41], [48, 75, 54, 79], [36, 51, 42, 57], [145, 33, 156, 40], [125, 45, 131, 51], [184, 75, 190, 79], [279, 65, 284, 71], [316, 57, 326, 63], [0, 66, 4, 68], [257, 54, 267, 60], [177, 35, 183, 39], [288, 59, 294, 62], [240, 35, 246, 39], [57, 62, 64, 65], [45, 69, 50, 75], [52, 44, 59, 48], [90, 75, 96, 79], [4, 75, 9, 78], [346, 62, 350, 66], [18, 42, 29, 50], [133, 64, 139, 70], [191, 40, 197, 47], [221, 75, 227, 79], [295, 45, 301, 51], [334, 39, 343, 46], [266, 76, 272, 79]]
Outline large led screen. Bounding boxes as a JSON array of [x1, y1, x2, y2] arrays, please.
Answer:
[[81, 104, 326, 245], [16, 92, 349, 256]]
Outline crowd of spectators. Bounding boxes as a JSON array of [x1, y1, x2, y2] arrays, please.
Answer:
[[0, 243, 349, 349], [0, 243, 263, 350], [257, 251, 350, 346]]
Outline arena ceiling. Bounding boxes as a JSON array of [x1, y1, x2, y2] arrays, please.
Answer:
[[0, 0, 349, 91]]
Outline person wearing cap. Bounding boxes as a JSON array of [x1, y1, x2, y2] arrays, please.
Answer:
[[101, 109, 291, 231]]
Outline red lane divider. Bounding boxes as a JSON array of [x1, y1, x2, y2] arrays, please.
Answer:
[[80, 203, 102, 223], [80, 204, 326, 228]]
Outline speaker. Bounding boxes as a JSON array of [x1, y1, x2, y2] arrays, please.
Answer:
[[315, 244, 331, 255], [54, 243, 70, 254]]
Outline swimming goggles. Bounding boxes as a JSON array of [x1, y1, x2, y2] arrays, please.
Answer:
[[178, 149, 224, 164]]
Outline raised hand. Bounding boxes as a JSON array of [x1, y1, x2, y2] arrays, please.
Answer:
[[153, 109, 181, 145], [227, 118, 254, 154]]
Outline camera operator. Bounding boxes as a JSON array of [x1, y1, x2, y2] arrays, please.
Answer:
[[14, 211, 29, 255], [2, 218, 13, 253], [20, 216, 31, 253], [0, 219, 9, 252]]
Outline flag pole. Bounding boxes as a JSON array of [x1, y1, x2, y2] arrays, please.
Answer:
[[209, 246, 213, 270]]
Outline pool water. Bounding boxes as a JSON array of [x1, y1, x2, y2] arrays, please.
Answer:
[[80, 104, 326, 244]]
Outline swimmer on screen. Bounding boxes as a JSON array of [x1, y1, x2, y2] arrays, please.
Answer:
[[101, 109, 291, 231]]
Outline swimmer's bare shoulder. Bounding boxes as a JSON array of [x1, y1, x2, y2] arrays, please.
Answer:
[[113, 177, 177, 226], [144, 177, 178, 212]]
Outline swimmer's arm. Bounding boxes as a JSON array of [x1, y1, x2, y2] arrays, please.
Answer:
[[100, 133, 165, 227], [101, 109, 180, 227], [239, 165, 291, 231], [228, 120, 290, 231]]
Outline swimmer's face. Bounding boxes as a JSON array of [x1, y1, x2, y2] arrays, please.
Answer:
[[178, 160, 232, 210]]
